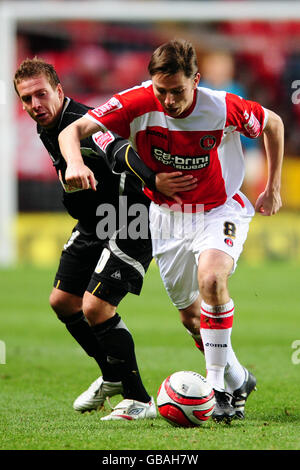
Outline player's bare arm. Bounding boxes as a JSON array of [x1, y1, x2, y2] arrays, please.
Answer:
[[255, 109, 284, 216], [59, 116, 197, 200], [58, 116, 103, 190]]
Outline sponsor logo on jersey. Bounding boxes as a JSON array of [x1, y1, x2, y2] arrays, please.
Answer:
[[200, 135, 216, 150], [243, 111, 261, 138], [91, 97, 122, 118], [152, 146, 210, 170]]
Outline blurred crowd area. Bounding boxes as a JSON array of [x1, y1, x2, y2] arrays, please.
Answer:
[[15, 19, 300, 210]]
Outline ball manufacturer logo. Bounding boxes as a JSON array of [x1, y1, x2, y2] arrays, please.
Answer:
[[200, 135, 216, 150], [224, 238, 234, 247], [181, 383, 189, 393]]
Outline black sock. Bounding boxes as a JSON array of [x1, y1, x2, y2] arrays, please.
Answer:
[[57, 311, 120, 381], [91, 313, 151, 403]]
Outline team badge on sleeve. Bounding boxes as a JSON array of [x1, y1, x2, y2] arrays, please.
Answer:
[[243, 111, 261, 138], [91, 97, 123, 119], [93, 131, 115, 151]]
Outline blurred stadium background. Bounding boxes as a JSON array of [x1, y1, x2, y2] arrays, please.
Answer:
[[1, 0, 300, 267]]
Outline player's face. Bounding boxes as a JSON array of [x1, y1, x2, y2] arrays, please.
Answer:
[[152, 71, 200, 117], [16, 74, 64, 129]]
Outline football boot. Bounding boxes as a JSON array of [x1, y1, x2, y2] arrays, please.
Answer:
[[101, 397, 157, 421], [212, 390, 235, 423], [231, 368, 257, 419], [73, 376, 123, 412]]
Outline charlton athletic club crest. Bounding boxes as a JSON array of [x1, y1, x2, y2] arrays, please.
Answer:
[[224, 238, 234, 247], [200, 135, 216, 151]]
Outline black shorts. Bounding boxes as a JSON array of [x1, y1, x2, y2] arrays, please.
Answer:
[[54, 224, 153, 306]]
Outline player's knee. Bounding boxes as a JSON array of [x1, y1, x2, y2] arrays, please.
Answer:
[[49, 290, 63, 314], [49, 289, 82, 316], [82, 291, 116, 326], [198, 272, 226, 300]]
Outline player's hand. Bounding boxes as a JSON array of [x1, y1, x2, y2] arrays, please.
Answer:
[[254, 188, 282, 216], [155, 172, 198, 204], [65, 162, 97, 191]]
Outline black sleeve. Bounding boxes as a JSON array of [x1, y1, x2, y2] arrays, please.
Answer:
[[94, 132, 157, 191]]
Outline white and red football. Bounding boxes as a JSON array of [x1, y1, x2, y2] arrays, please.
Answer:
[[157, 371, 215, 427]]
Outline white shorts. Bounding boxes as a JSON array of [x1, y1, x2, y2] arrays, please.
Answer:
[[149, 193, 254, 310]]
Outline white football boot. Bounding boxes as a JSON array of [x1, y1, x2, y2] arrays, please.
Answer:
[[73, 376, 123, 412], [101, 397, 157, 421]]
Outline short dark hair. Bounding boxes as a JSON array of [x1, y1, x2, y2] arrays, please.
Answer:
[[148, 39, 198, 78], [14, 57, 60, 95]]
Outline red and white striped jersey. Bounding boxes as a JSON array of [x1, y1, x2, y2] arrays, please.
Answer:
[[86, 81, 268, 211]]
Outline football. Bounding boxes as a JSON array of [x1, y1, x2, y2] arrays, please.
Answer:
[[157, 371, 215, 427]]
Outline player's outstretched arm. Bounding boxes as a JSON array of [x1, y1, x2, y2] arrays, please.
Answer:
[[58, 116, 102, 190], [103, 138, 197, 204], [255, 109, 284, 216]]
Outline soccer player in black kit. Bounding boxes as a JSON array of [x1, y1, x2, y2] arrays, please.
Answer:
[[14, 58, 196, 420]]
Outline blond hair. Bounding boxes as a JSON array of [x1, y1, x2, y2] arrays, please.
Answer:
[[14, 57, 60, 95]]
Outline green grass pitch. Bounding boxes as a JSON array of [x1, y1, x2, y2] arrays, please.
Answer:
[[0, 261, 299, 451]]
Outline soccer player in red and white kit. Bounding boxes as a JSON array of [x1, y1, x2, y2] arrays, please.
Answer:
[[59, 39, 284, 423]]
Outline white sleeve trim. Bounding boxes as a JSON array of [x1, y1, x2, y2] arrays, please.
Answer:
[[262, 107, 269, 130], [84, 112, 107, 132]]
